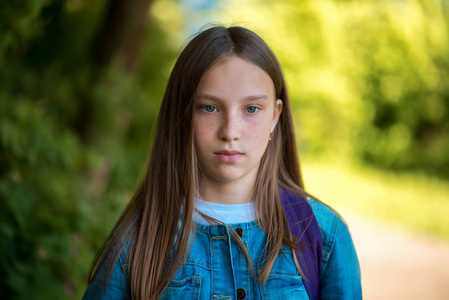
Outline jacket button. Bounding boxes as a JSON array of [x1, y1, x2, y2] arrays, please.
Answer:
[[237, 288, 246, 299], [235, 227, 244, 237]]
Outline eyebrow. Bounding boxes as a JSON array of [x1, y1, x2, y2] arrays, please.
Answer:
[[197, 93, 269, 101]]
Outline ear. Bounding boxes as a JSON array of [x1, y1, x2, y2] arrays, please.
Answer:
[[271, 99, 283, 132]]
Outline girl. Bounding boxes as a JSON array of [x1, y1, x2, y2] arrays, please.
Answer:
[[83, 26, 362, 300]]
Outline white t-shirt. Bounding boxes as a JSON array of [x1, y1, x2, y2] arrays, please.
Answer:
[[194, 198, 257, 225]]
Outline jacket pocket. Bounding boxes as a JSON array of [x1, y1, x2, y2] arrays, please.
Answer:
[[261, 246, 309, 300], [262, 272, 308, 300], [160, 275, 202, 300]]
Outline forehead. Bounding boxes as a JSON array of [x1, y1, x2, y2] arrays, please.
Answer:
[[197, 55, 275, 100]]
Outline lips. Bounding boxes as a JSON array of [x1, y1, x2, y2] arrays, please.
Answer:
[[214, 150, 244, 163]]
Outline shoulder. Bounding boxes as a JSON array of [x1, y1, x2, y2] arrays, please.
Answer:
[[280, 189, 345, 252], [307, 198, 341, 223], [118, 237, 133, 275], [82, 237, 133, 300]]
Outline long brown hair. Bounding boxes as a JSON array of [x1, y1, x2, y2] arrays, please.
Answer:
[[87, 26, 308, 299]]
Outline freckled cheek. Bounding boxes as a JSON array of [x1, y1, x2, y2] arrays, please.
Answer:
[[245, 122, 271, 143], [194, 119, 215, 140]]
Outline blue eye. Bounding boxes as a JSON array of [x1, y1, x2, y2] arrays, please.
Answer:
[[203, 105, 217, 112], [246, 106, 259, 113]]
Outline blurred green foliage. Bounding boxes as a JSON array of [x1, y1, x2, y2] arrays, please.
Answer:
[[0, 0, 176, 298], [221, 0, 449, 177], [1, 0, 449, 299]]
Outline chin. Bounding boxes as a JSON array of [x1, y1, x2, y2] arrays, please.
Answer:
[[210, 173, 244, 183]]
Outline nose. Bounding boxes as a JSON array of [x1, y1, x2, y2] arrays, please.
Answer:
[[219, 112, 241, 141]]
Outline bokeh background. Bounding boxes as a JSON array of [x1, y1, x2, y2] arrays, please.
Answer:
[[1, 0, 449, 299]]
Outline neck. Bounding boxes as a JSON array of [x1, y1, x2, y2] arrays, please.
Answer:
[[198, 174, 256, 205]]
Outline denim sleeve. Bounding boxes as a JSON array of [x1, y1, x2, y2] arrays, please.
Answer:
[[308, 200, 362, 299], [320, 218, 362, 299], [82, 249, 131, 300]]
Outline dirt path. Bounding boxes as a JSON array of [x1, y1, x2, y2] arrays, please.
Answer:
[[343, 211, 449, 299]]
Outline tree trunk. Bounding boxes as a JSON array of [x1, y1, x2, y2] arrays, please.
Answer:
[[91, 0, 154, 71], [77, 0, 153, 143]]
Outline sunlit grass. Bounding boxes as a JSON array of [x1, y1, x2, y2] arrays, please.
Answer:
[[302, 160, 449, 242]]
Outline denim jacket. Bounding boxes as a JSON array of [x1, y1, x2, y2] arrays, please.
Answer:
[[83, 200, 362, 299]]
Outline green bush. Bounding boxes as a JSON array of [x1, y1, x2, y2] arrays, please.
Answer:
[[0, 0, 176, 298], [220, 0, 449, 177]]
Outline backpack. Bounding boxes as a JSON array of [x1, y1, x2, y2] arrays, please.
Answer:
[[280, 187, 322, 300]]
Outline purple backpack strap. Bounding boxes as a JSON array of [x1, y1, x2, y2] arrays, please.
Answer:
[[280, 188, 322, 300]]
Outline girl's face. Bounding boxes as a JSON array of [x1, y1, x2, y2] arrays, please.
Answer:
[[194, 55, 282, 191]]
